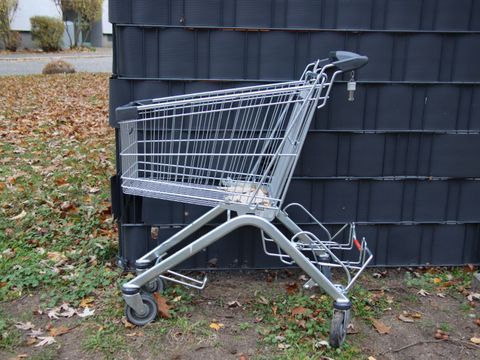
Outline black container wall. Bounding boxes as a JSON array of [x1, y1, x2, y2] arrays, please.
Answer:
[[113, 26, 480, 83], [109, 80, 480, 132], [110, 0, 480, 269], [118, 223, 480, 270], [109, 0, 480, 31]]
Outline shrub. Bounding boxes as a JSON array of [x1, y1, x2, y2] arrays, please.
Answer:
[[30, 16, 64, 51], [42, 60, 76, 74], [0, 0, 18, 49], [54, 0, 102, 47], [5, 30, 20, 51]]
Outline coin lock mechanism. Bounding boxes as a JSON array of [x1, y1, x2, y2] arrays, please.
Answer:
[[347, 71, 356, 102]]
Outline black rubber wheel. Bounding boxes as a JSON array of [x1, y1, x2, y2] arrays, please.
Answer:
[[125, 293, 158, 326], [142, 277, 164, 293], [329, 309, 350, 348]]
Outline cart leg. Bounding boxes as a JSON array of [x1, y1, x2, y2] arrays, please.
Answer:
[[135, 206, 225, 269], [122, 214, 350, 314]]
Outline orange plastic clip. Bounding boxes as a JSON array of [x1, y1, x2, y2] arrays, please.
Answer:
[[353, 238, 362, 251]]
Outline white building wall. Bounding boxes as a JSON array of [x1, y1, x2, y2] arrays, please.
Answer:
[[102, 0, 112, 35], [11, 0, 62, 32]]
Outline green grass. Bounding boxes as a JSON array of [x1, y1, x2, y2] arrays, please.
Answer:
[[404, 267, 473, 294], [249, 285, 389, 360], [0, 309, 22, 350]]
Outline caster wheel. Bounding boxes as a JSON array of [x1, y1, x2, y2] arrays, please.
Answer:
[[142, 277, 165, 293], [125, 293, 158, 326], [329, 309, 350, 348]]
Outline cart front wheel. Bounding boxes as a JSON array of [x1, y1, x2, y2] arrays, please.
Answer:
[[329, 309, 350, 348], [125, 293, 158, 326], [142, 277, 164, 293]]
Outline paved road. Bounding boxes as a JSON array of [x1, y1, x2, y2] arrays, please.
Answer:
[[0, 48, 112, 75]]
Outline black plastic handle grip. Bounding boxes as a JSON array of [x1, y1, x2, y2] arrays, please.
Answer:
[[329, 51, 368, 72]]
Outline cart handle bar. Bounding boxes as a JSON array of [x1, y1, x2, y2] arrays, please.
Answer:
[[328, 51, 368, 72]]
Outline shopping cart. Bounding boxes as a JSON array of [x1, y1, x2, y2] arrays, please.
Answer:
[[117, 51, 372, 347]]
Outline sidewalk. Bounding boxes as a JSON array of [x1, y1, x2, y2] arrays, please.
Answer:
[[0, 47, 112, 75]]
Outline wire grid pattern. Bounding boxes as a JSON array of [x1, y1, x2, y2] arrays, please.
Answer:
[[119, 73, 329, 211]]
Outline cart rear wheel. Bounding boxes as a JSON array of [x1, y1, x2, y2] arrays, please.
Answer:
[[142, 277, 164, 293], [125, 293, 158, 326], [329, 309, 350, 348]]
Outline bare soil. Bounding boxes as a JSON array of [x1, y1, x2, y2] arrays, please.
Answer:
[[1, 269, 479, 360]]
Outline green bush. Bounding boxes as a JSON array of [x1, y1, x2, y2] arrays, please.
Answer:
[[0, 0, 18, 49], [30, 16, 64, 51], [5, 30, 20, 51]]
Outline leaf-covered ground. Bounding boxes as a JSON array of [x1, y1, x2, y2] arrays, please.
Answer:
[[0, 74, 479, 360], [0, 73, 118, 307]]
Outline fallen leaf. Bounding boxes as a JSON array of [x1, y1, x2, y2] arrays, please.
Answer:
[[77, 307, 95, 318], [9, 210, 26, 220], [371, 319, 391, 334], [258, 296, 269, 305], [315, 340, 329, 348], [253, 316, 263, 323], [88, 187, 100, 194], [153, 293, 171, 319], [46, 251, 67, 264], [52, 303, 76, 318], [14, 321, 35, 330], [26, 337, 37, 345], [271, 305, 278, 316], [466, 264, 477, 272], [34, 336, 56, 347], [433, 277, 442, 284], [47, 309, 60, 319], [238, 355, 248, 360], [48, 326, 69, 337], [368, 357, 377, 360], [1, 248, 15, 259], [291, 306, 308, 317], [209, 322, 224, 331], [122, 317, 136, 329], [467, 293, 480, 302], [277, 343, 291, 349], [437, 293, 446, 298], [172, 296, 182, 303], [347, 323, 359, 334], [126, 331, 144, 337], [418, 289, 430, 297], [60, 201, 76, 212], [296, 319, 306, 329], [285, 282, 298, 295], [434, 329, 449, 340], [475, 318, 480, 326], [79, 297, 94, 308], [227, 300, 241, 308], [398, 314, 414, 323], [298, 274, 308, 281], [470, 337, 480, 344]]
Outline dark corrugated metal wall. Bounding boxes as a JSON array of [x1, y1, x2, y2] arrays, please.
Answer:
[[109, 0, 480, 269]]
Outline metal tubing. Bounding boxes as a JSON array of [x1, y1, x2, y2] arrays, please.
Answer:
[[276, 210, 321, 245], [135, 206, 225, 265], [123, 215, 350, 311]]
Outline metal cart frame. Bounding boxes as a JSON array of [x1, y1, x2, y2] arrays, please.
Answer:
[[117, 51, 371, 347]]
